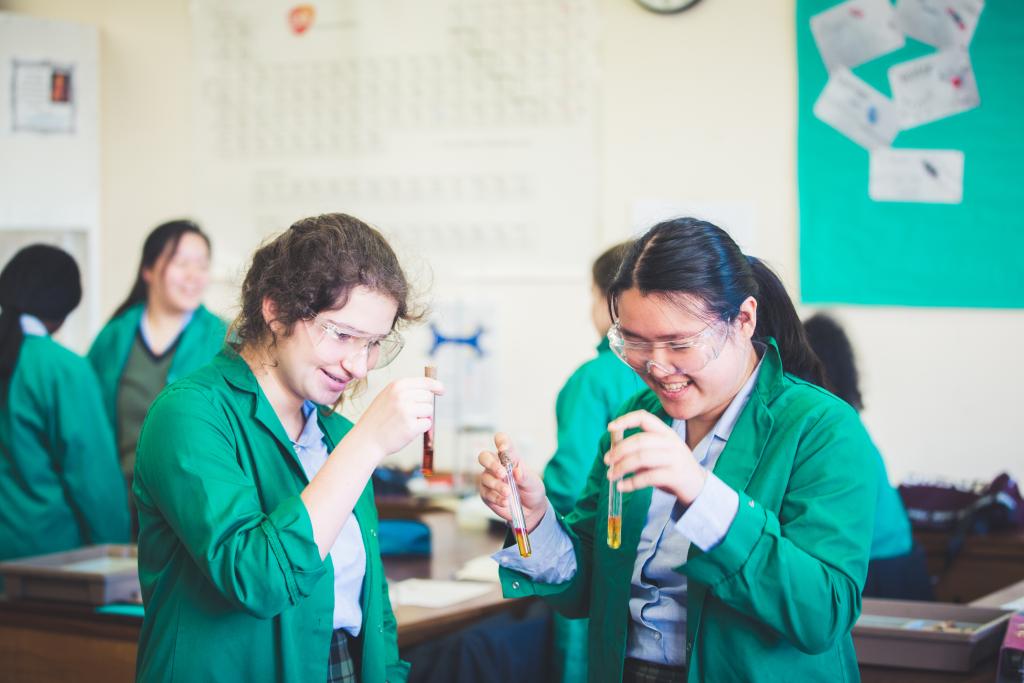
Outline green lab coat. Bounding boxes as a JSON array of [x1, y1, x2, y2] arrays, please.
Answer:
[[133, 349, 408, 683], [87, 303, 226, 437], [0, 335, 129, 562], [501, 340, 877, 683], [542, 338, 642, 683]]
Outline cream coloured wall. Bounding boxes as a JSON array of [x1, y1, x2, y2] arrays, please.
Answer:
[[3, 0, 1020, 483]]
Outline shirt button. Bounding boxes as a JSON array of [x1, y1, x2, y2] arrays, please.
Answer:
[[371, 529, 377, 537], [748, 500, 755, 508], [511, 581, 520, 590], [654, 632, 662, 641], [687, 642, 692, 653]]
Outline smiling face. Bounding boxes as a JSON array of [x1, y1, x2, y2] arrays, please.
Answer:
[[144, 231, 211, 314], [265, 285, 399, 407], [614, 287, 758, 424]]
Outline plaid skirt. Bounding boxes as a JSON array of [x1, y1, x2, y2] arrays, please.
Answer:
[[327, 629, 358, 683], [623, 657, 687, 683]]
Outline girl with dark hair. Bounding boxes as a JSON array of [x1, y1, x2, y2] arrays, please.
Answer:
[[88, 220, 226, 508], [0, 245, 129, 565], [803, 312, 925, 601], [478, 218, 877, 682], [133, 214, 441, 683], [543, 240, 643, 683]]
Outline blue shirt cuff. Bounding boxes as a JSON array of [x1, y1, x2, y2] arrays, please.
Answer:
[[491, 500, 577, 584], [673, 473, 739, 552]]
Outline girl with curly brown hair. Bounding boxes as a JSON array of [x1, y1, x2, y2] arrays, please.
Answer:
[[133, 213, 442, 683]]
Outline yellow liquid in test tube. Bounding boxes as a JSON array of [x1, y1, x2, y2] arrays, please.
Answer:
[[607, 430, 624, 549]]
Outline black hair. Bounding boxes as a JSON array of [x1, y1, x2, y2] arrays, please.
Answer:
[[111, 219, 210, 320], [592, 241, 632, 298], [803, 313, 863, 411], [0, 244, 82, 382], [609, 217, 825, 385]]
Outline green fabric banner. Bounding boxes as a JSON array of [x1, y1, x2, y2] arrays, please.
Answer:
[[797, 1, 1024, 308]]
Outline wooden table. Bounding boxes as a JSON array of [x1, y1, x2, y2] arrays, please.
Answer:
[[0, 509, 514, 682], [915, 528, 1024, 603]]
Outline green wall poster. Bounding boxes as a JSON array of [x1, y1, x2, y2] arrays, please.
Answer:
[[797, 0, 1024, 308]]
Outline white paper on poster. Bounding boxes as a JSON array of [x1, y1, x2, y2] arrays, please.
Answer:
[[810, 0, 905, 73], [895, 0, 985, 49], [11, 60, 75, 133], [868, 148, 964, 203], [813, 69, 902, 150], [889, 48, 980, 129]]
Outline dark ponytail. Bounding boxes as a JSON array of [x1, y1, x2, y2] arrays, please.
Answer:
[[610, 217, 825, 385], [745, 256, 825, 385], [111, 219, 210, 320], [0, 244, 82, 383]]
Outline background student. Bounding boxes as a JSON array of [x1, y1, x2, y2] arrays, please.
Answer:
[[0, 245, 129, 567], [88, 219, 226, 525], [133, 213, 442, 683], [478, 218, 878, 682], [542, 240, 642, 683], [803, 312, 931, 601]]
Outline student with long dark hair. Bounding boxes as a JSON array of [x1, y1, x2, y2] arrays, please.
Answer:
[[0, 245, 128, 564], [134, 214, 440, 682], [543, 240, 643, 683], [478, 218, 877, 682], [803, 312, 927, 601], [88, 220, 226, 495]]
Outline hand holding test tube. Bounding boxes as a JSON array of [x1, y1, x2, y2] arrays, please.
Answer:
[[498, 448, 532, 558], [607, 429, 624, 549]]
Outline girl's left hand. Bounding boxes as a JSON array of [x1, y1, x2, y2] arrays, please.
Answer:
[[605, 410, 707, 506]]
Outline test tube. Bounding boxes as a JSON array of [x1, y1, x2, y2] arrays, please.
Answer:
[[498, 449, 532, 558], [607, 430, 624, 549], [422, 366, 437, 476]]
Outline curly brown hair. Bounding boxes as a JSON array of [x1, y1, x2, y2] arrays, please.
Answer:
[[232, 213, 420, 350]]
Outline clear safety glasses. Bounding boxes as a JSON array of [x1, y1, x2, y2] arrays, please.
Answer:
[[607, 322, 727, 376], [305, 316, 405, 370]]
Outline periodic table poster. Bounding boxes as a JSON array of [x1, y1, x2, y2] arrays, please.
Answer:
[[190, 0, 601, 279]]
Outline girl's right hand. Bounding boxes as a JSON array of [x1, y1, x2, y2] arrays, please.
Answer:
[[347, 376, 444, 462], [477, 433, 548, 533]]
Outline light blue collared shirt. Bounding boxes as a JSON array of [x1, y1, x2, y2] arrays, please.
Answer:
[[20, 314, 48, 337], [293, 401, 366, 635], [138, 309, 193, 353], [495, 359, 763, 665]]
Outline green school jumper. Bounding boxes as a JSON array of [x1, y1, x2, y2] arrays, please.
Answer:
[[0, 335, 129, 566], [133, 349, 408, 683], [503, 340, 877, 683]]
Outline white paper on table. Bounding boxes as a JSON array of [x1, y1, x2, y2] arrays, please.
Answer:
[[810, 0, 905, 73], [895, 0, 985, 49], [889, 48, 980, 129], [390, 579, 494, 608], [869, 148, 964, 203], [453, 554, 500, 583], [62, 557, 138, 574], [814, 69, 902, 150]]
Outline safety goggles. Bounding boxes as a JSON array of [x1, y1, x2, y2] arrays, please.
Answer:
[[607, 321, 726, 376], [305, 316, 404, 370]]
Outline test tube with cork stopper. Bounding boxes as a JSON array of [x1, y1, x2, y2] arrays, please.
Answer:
[[422, 366, 437, 476], [607, 430, 624, 549], [498, 448, 532, 558]]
